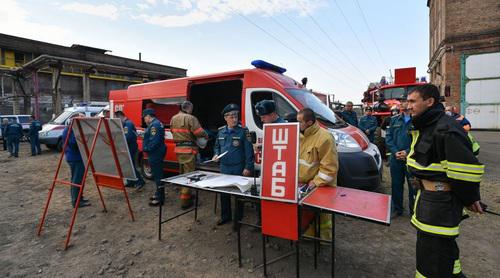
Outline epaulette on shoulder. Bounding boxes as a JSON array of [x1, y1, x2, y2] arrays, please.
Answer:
[[218, 126, 225, 130]]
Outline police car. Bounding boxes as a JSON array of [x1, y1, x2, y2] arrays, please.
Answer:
[[0, 114, 31, 140], [38, 102, 107, 151]]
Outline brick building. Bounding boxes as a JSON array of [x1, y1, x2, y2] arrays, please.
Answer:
[[427, 0, 500, 128], [0, 34, 187, 122]]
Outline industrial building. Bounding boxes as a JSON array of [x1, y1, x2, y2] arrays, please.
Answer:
[[0, 33, 187, 122], [427, 0, 500, 129]]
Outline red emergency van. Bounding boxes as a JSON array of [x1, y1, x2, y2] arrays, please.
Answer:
[[109, 61, 382, 190]]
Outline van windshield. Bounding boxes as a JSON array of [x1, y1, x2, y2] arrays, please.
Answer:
[[50, 111, 73, 124], [286, 89, 345, 127], [18, 116, 30, 123]]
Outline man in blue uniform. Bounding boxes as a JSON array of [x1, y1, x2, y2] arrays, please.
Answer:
[[213, 104, 254, 226], [29, 115, 43, 156], [385, 100, 414, 218], [340, 101, 358, 127], [1, 118, 9, 151], [255, 99, 286, 124], [116, 111, 145, 191], [142, 109, 166, 206], [358, 106, 378, 143], [5, 119, 24, 157], [62, 113, 90, 208]]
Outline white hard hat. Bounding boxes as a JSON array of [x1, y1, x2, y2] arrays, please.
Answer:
[[196, 137, 208, 149]]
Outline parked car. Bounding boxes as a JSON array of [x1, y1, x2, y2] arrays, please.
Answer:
[[38, 102, 107, 151], [0, 114, 31, 141]]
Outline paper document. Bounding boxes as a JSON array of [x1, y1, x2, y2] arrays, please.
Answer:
[[202, 151, 228, 163], [194, 175, 254, 193]]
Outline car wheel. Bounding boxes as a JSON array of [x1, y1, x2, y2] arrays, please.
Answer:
[[141, 157, 153, 180], [57, 139, 63, 152]]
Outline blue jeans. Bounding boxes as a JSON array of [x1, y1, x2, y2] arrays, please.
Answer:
[[149, 158, 164, 204], [220, 164, 245, 222], [8, 137, 19, 157], [390, 156, 415, 214], [68, 160, 85, 207], [30, 135, 42, 155]]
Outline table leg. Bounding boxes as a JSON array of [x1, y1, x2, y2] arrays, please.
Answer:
[[194, 189, 199, 221], [237, 198, 242, 268], [262, 234, 267, 277], [214, 193, 217, 214], [158, 202, 162, 241], [332, 213, 335, 278], [296, 240, 300, 278]]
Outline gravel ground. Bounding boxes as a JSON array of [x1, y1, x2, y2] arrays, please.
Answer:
[[0, 131, 498, 277]]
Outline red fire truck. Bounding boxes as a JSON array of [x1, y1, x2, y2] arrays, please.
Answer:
[[109, 60, 382, 190], [362, 67, 426, 124]]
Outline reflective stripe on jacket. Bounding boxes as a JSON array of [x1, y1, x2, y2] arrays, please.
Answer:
[[170, 111, 207, 154]]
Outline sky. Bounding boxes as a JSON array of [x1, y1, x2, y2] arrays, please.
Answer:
[[0, 0, 429, 103]]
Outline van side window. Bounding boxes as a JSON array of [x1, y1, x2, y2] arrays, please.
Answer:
[[250, 91, 296, 129], [274, 94, 295, 120]]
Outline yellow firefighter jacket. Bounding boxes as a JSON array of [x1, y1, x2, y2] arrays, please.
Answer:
[[170, 111, 207, 154], [298, 122, 339, 186]]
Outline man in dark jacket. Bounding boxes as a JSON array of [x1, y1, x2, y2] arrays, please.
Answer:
[[1, 118, 9, 151], [62, 113, 90, 208], [213, 104, 254, 226], [407, 84, 484, 277], [5, 119, 23, 157], [340, 101, 358, 127], [386, 101, 414, 218], [142, 108, 166, 206], [29, 115, 43, 156], [358, 107, 378, 143]]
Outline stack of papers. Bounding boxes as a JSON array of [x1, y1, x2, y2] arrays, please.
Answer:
[[194, 175, 254, 193]]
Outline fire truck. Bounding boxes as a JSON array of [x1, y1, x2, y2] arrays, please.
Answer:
[[109, 60, 382, 191], [362, 67, 426, 124]]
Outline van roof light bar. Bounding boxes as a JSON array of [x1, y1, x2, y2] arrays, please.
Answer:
[[251, 60, 287, 74]]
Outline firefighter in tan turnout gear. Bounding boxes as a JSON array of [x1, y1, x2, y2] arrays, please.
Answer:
[[170, 101, 208, 209], [297, 108, 339, 240], [406, 84, 484, 278]]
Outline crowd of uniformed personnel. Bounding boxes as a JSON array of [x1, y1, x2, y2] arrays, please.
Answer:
[[3, 82, 485, 277], [1, 115, 42, 158], [116, 85, 485, 277]]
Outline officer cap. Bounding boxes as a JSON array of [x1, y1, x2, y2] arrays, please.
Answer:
[[222, 103, 240, 116], [142, 108, 155, 117], [255, 100, 276, 116]]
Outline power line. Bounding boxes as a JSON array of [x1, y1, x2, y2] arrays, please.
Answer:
[[235, 11, 337, 82], [354, 0, 389, 71], [253, 2, 360, 87], [331, 0, 380, 72], [281, 13, 364, 85], [298, 3, 371, 82]]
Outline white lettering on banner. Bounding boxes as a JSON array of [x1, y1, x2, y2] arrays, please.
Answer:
[[273, 145, 286, 160], [272, 161, 286, 176], [271, 177, 286, 197], [272, 128, 288, 145], [270, 127, 289, 198]]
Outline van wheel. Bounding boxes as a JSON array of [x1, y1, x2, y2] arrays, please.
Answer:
[[57, 139, 63, 152], [141, 157, 154, 180]]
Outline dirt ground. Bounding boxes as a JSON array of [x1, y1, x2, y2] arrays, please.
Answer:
[[1, 132, 499, 278]]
